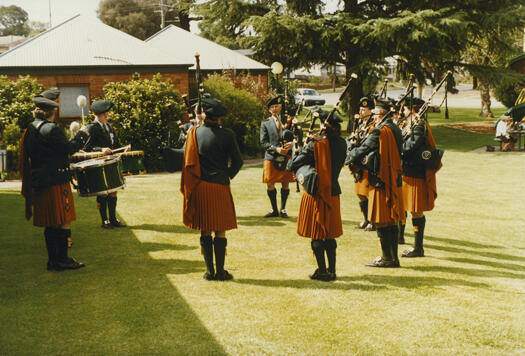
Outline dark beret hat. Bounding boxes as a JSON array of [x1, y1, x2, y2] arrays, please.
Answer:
[[91, 100, 115, 115], [202, 97, 227, 118], [375, 99, 391, 112], [359, 97, 374, 109], [311, 106, 343, 124], [39, 88, 60, 101], [33, 96, 59, 111], [404, 97, 426, 108], [267, 95, 284, 108]]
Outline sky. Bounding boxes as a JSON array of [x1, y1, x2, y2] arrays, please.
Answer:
[[2, 0, 342, 33]]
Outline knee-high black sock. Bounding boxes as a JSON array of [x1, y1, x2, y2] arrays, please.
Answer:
[[397, 222, 405, 244], [377, 227, 393, 261], [280, 188, 290, 211], [325, 239, 337, 274], [44, 227, 58, 265], [107, 196, 118, 222], [390, 225, 399, 262], [359, 200, 368, 223], [97, 196, 108, 223], [213, 237, 227, 274], [56, 229, 69, 263], [267, 189, 278, 213], [311, 239, 327, 273], [412, 216, 426, 251], [200, 235, 214, 276]]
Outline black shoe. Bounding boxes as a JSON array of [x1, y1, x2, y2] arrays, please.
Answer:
[[398, 237, 405, 244], [280, 209, 289, 218], [47, 261, 64, 271], [56, 258, 86, 270], [203, 271, 215, 281], [355, 221, 368, 229], [364, 223, 376, 232], [328, 272, 337, 281], [402, 247, 425, 257], [309, 269, 332, 281], [110, 219, 126, 228], [215, 270, 233, 281], [101, 220, 113, 229], [264, 210, 279, 218], [365, 256, 398, 268]]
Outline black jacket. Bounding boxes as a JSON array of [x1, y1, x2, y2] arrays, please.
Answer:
[[402, 121, 426, 178], [260, 116, 283, 161], [25, 119, 88, 189], [196, 123, 243, 185], [290, 136, 347, 196], [85, 120, 120, 151], [346, 118, 403, 188]]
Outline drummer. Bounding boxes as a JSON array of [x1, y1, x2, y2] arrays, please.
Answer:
[[86, 100, 129, 229]]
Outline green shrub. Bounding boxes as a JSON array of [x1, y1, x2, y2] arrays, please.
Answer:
[[0, 75, 42, 139], [203, 74, 267, 155], [102, 73, 185, 172]]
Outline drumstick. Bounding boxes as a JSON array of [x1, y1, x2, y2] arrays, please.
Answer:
[[111, 144, 131, 153]]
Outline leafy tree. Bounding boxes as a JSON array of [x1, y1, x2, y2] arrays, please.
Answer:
[[196, 0, 276, 49], [101, 73, 185, 171], [0, 5, 29, 36], [98, 0, 197, 39], [27, 21, 48, 36], [245, 0, 525, 127]]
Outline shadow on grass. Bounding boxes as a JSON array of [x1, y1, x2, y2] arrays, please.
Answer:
[[237, 215, 289, 226], [426, 235, 503, 249], [235, 273, 487, 291], [438, 256, 525, 273], [405, 265, 525, 280], [0, 190, 227, 355], [129, 223, 194, 234], [426, 243, 525, 262]]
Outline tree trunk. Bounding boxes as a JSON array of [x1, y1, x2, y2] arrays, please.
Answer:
[[479, 82, 494, 118], [472, 76, 478, 90]]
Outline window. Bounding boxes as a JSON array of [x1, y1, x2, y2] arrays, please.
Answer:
[[58, 86, 90, 118]]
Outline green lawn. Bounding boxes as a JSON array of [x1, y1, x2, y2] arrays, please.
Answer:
[[1, 140, 524, 354]]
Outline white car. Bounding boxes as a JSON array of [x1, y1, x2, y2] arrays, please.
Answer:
[[295, 88, 326, 107]]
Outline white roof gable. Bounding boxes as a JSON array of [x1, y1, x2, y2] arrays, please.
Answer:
[[0, 15, 191, 67], [146, 25, 269, 71]]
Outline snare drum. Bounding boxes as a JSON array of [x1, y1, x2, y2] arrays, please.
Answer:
[[71, 151, 105, 162], [117, 150, 145, 175], [72, 156, 125, 196]]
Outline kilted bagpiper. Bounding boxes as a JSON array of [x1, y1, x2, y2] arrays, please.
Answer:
[[346, 100, 405, 267], [260, 95, 296, 218], [398, 97, 442, 257], [291, 109, 347, 281], [181, 97, 243, 281]]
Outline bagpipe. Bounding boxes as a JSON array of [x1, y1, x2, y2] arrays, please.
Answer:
[[289, 74, 358, 195], [162, 53, 203, 173], [402, 71, 452, 171]]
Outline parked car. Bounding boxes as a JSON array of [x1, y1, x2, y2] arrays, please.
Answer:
[[295, 88, 326, 106]]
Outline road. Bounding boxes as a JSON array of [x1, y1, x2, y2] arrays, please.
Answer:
[[322, 84, 504, 109]]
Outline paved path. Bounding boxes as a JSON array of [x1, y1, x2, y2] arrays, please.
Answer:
[[323, 84, 504, 109]]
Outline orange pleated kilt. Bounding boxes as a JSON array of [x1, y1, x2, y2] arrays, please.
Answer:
[[32, 183, 76, 227], [367, 186, 401, 224], [354, 170, 370, 196], [402, 176, 435, 213], [184, 180, 237, 231], [262, 159, 295, 183], [297, 192, 342, 240]]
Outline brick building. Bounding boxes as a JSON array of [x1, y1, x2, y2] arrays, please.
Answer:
[[0, 15, 191, 126]]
